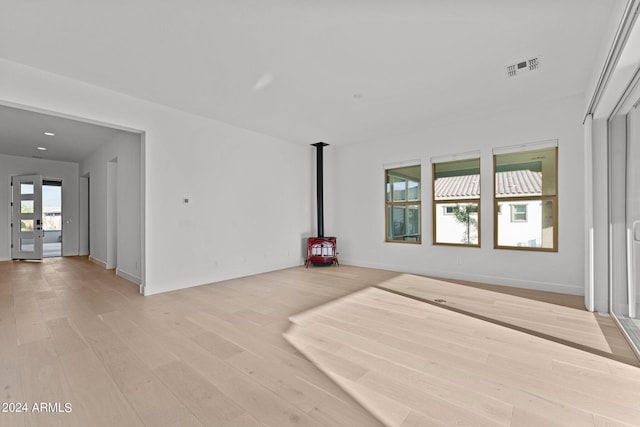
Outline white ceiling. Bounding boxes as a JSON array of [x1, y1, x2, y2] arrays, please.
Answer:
[[0, 0, 623, 158], [0, 105, 131, 162]]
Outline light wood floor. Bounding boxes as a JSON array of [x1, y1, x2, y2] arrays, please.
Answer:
[[377, 274, 640, 366], [286, 286, 640, 426], [1, 257, 638, 426], [0, 257, 395, 427]]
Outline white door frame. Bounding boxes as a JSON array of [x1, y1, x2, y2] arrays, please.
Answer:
[[627, 103, 640, 318]]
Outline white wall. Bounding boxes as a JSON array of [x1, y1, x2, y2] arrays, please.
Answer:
[[0, 153, 79, 260], [0, 59, 312, 295], [332, 94, 586, 295], [583, 0, 629, 110], [80, 132, 141, 282]]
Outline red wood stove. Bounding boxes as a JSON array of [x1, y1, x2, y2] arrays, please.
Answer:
[[305, 237, 338, 267], [306, 142, 339, 268]]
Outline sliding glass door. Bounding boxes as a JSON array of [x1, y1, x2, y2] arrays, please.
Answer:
[[609, 92, 640, 348]]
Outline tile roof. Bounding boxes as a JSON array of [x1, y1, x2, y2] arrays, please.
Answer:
[[434, 174, 480, 199], [434, 170, 542, 199], [496, 170, 542, 197]]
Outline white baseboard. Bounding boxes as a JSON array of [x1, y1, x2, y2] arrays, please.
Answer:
[[340, 258, 584, 296], [116, 268, 141, 285], [89, 256, 140, 285], [88, 256, 106, 268]]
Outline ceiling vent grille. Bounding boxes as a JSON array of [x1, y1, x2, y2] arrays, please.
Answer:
[[506, 57, 540, 77]]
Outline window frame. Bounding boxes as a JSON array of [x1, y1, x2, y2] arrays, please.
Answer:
[[385, 165, 421, 244], [493, 146, 558, 252], [432, 158, 481, 247]]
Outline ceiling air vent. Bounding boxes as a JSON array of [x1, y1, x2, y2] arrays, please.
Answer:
[[506, 57, 540, 77]]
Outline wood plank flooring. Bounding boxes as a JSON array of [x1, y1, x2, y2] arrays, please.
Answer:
[[377, 274, 639, 366], [1, 257, 638, 426], [285, 286, 640, 427], [0, 257, 394, 427]]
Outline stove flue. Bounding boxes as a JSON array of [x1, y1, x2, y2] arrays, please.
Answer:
[[306, 142, 338, 267]]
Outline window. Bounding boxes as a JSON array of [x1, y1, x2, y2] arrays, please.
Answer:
[[433, 157, 480, 246], [385, 165, 421, 243], [510, 204, 527, 222], [494, 145, 557, 251]]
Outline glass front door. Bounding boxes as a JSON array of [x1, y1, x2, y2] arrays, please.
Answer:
[[11, 174, 43, 260]]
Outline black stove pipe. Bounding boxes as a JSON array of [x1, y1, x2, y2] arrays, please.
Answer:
[[311, 142, 329, 238]]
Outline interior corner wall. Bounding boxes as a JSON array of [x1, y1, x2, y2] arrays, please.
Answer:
[[0, 59, 312, 295], [331, 94, 586, 295], [80, 133, 140, 281], [78, 176, 89, 256], [0, 153, 79, 261]]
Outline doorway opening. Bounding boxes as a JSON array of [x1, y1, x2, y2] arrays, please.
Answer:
[[1, 102, 145, 289], [43, 179, 62, 258]]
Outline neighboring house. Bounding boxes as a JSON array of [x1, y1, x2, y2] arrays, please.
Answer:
[[495, 169, 549, 248], [434, 170, 543, 246]]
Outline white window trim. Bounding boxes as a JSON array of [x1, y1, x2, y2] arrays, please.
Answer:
[[431, 150, 481, 165], [383, 159, 421, 170], [492, 139, 558, 156]]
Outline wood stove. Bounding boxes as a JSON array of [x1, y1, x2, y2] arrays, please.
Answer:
[[306, 142, 338, 267], [305, 237, 338, 268]]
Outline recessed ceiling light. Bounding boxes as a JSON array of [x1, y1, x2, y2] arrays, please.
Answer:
[[37, 147, 47, 151], [43, 132, 55, 136]]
